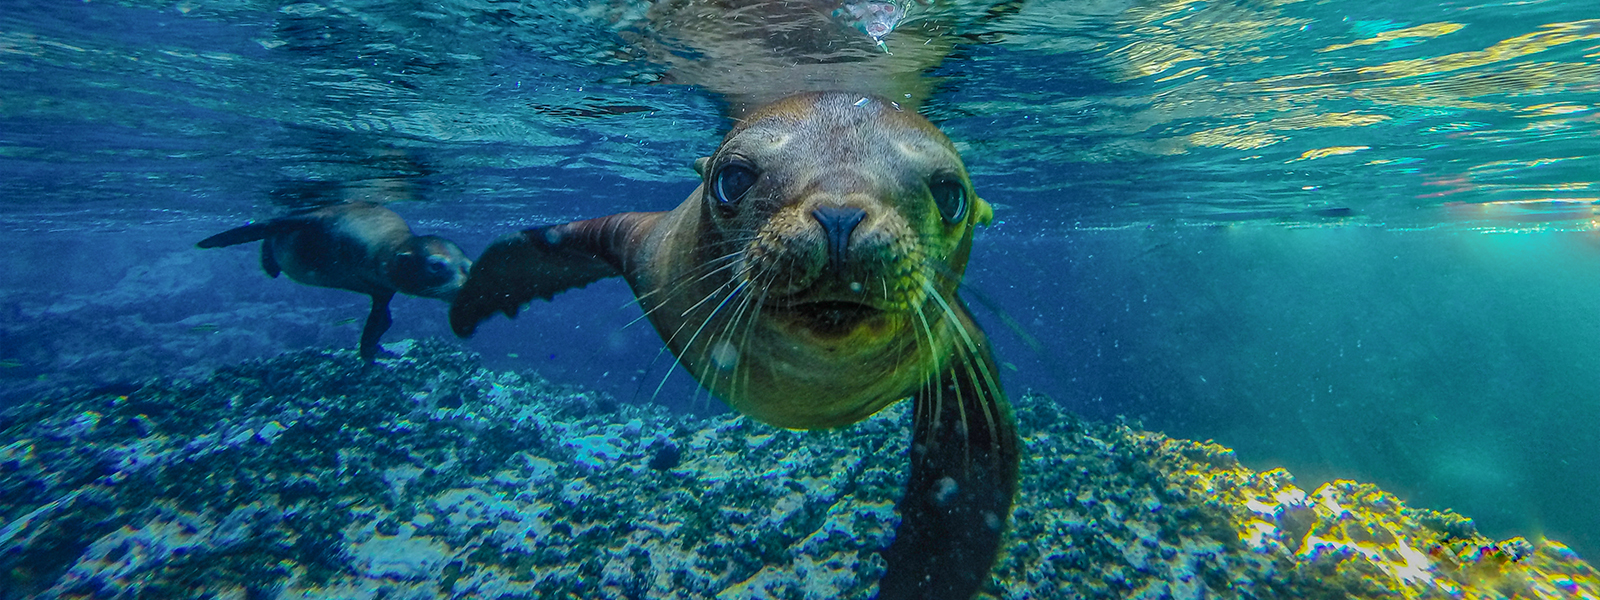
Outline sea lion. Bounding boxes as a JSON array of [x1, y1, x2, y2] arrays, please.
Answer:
[[451, 92, 1017, 600], [198, 201, 472, 361]]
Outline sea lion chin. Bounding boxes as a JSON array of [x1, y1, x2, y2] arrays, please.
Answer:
[[450, 92, 1016, 600]]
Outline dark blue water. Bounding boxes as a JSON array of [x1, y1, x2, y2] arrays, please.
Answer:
[[3, 0, 1599, 559]]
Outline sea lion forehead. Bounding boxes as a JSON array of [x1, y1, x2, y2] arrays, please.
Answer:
[[724, 92, 962, 170], [730, 93, 947, 143]]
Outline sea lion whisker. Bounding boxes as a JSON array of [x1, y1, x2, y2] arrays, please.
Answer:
[[957, 339, 1004, 456], [711, 263, 777, 412], [925, 257, 1044, 356], [911, 302, 943, 448], [625, 256, 745, 329], [666, 256, 763, 412], [921, 312, 940, 444], [734, 269, 777, 408], [676, 264, 751, 319], [880, 273, 908, 367], [634, 254, 739, 306], [942, 266, 1045, 356], [881, 275, 891, 310], [701, 265, 768, 408], [719, 268, 774, 410], [631, 236, 756, 300], [928, 295, 982, 469], [929, 302, 976, 470], [961, 332, 1005, 452], [655, 266, 746, 350], [923, 280, 1003, 457], [649, 268, 754, 404], [956, 341, 994, 470], [634, 275, 739, 406], [629, 247, 747, 309], [665, 275, 753, 405]]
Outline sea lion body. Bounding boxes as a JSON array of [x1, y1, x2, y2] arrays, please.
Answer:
[[451, 92, 1016, 600], [199, 201, 471, 360]]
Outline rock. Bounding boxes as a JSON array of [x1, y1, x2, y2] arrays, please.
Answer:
[[0, 338, 1594, 599]]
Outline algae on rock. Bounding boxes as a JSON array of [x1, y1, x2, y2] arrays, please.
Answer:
[[0, 339, 1594, 599]]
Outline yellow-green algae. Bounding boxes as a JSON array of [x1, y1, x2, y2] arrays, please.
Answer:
[[1148, 434, 1599, 600]]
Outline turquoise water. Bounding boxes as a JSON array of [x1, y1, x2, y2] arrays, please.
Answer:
[[3, 0, 1600, 586]]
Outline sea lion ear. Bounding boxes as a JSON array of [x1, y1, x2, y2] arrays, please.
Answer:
[[970, 195, 994, 227], [693, 157, 711, 177]]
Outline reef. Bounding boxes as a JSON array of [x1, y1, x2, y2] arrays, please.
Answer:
[[0, 339, 1594, 599]]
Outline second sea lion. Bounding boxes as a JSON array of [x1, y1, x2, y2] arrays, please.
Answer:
[[198, 201, 472, 361], [450, 92, 1017, 600]]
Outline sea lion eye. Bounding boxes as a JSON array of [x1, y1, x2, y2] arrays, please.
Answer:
[[426, 255, 449, 275], [712, 162, 758, 209], [930, 176, 967, 224]]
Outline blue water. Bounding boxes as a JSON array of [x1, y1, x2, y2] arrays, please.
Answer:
[[3, 0, 1599, 562]]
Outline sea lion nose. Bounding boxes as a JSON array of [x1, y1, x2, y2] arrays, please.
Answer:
[[811, 205, 867, 275]]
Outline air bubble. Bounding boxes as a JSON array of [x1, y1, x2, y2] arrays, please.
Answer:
[[711, 340, 738, 371], [934, 476, 958, 505]]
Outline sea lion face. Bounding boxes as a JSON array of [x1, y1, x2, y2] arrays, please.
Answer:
[[684, 92, 992, 428], [393, 235, 473, 301]]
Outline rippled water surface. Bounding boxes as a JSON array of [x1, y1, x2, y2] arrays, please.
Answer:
[[4, 0, 1600, 562], [6, 0, 1598, 229]]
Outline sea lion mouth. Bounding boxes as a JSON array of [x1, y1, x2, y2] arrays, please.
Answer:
[[772, 299, 885, 337]]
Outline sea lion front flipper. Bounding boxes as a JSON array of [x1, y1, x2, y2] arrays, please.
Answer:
[[259, 237, 282, 278], [450, 212, 663, 337], [359, 291, 395, 362], [879, 321, 1019, 600]]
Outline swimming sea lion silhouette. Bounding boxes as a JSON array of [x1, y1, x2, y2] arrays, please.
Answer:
[[198, 201, 472, 361], [451, 92, 1017, 600]]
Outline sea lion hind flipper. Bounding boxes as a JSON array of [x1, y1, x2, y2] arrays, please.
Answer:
[[195, 215, 318, 249], [450, 213, 657, 337], [359, 291, 395, 362], [196, 221, 280, 249], [878, 337, 1019, 600]]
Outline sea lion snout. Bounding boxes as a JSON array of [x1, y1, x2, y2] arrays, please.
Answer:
[[741, 196, 925, 342], [395, 236, 473, 301], [810, 205, 867, 276]]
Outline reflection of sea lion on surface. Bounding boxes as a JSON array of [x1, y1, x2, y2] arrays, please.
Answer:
[[626, 0, 962, 117], [198, 201, 472, 362], [451, 92, 1017, 600]]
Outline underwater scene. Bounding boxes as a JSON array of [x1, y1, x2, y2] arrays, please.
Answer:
[[3, 0, 1600, 598]]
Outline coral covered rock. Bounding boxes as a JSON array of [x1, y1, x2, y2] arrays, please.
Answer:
[[0, 340, 1593, 599]]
